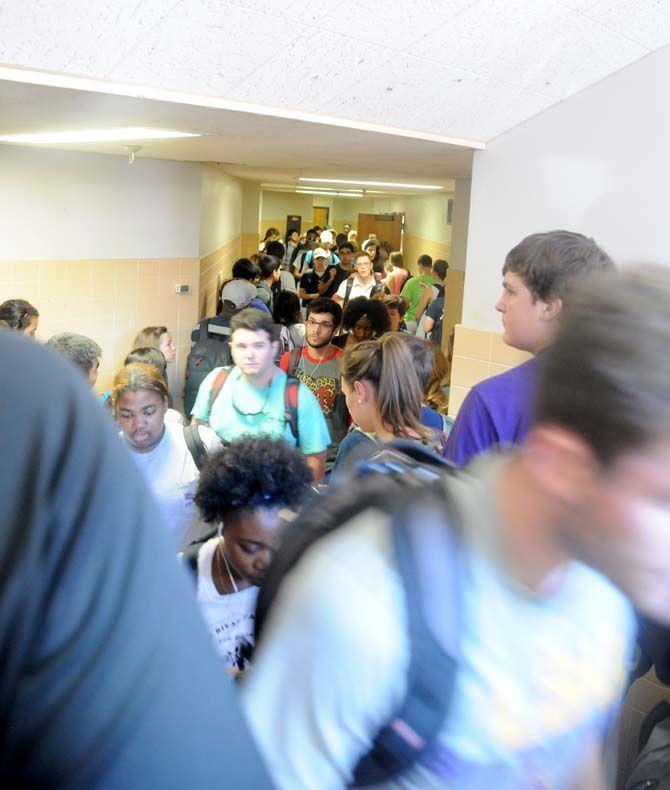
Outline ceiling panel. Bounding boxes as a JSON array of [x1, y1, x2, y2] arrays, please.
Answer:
[[0, 0, 668, 143]]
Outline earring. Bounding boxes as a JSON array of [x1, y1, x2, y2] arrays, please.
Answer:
[[357, 399, 363, 404]]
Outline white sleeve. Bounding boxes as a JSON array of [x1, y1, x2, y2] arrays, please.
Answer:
[[241, 513, 408, 789], [196, 425, 224, 454], [335, 279, 347, 299]]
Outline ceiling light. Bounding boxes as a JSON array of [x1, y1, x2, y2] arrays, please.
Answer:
[[299, 178, 442, 190], [296, 190, 370, 197], [0, 127, 200, 144]]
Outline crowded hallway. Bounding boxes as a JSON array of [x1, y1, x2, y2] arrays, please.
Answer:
[[3, 3, 670, 788]]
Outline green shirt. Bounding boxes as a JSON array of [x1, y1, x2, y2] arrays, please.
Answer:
[[401, 273, 434, 321], [191, 366, 330, 455]]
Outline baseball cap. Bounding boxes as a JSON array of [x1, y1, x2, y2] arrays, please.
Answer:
[[320, 230, 334, 244], [313, 247, 329, 260], [221, 279, 257, 309], [362, 238, 379, 251]]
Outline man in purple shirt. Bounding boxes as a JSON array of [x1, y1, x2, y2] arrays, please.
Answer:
[[445, 230, 613, 466]]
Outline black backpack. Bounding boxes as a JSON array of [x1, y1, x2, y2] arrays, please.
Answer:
[[253, 441, 461, 786], [183, 316, 234, 417], [626, 699, 670, 789], [429, 303, 445, 348]]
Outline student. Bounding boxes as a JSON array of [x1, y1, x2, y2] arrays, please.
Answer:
[[401, 254, 434, 330], [332, 296, 391, 350], [382, 294, 409, 332], [191, 308, 330, 482], [113, 363, 221, 548], [0, 331, 272, 789], [265, 241, 297, 294], [331, 333, 436, 480], [230, 257, 271, 314], [273, 290, 305, 353], [323, 241, 355, 298], [125, 347, 184, 424], [401, 334, 450, 434], [47, 332, 102, 388], [334, 252, 379, 306], [298, 247, 335, 304], [445, 230, 613, 466], [259, 227, 279, 251], [189, 437, 313, 672], [280, 298, 348, 470], [255, 254, 281, 312], [242, 265, 670, 789], [134, 325, 177, 364], [416, 258, 449, 338], [384, 251, 410, 295], [0, 298, 39, 338], [283, 228, 300, 269]]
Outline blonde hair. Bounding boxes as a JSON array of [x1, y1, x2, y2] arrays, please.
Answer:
[[425, 348, 451, 414], [341, 333, 429, 439], [133, 326, 167, 350], [111, 363, 168, 410]]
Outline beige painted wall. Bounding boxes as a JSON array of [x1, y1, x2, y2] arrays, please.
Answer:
[[0, 258, 199, 401], [199, 166, 244, 258], [0, 146, 203, 406], [260, 191, 314, 237]]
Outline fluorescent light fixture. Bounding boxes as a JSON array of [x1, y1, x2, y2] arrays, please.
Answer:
[[0, 127, 200, 144], [306, 186, 363, 194], [299, 178, 442, 190], [296, 189, 372, 197]]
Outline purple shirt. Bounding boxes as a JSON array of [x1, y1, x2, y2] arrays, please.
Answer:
[[444, 355, 541, 466]]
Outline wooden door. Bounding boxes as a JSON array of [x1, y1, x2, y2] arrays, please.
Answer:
[[312, 206, 330, 228], [357, 213, 404, 251]]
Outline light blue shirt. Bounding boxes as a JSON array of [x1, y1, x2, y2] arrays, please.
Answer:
[[191, 366, 330, 456]]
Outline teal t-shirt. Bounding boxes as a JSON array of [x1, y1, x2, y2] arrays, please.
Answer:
[[191, 366, 330, 455], [401, 273, 434, 321]]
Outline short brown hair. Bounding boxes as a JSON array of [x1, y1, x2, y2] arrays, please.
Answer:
[[536, 266, 670, 464], [503, 230, 613, 303], [230, 308, 278, 342]]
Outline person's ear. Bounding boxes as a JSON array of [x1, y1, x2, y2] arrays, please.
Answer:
[[540, 296, 562, 323], [522, 425, 599, 506], [353, 380, 368, 402], [271, 340, 280, 357]]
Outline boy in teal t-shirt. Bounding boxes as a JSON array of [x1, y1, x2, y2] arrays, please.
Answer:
[[191, 308, 329, 482], [401, 254, 435, 325]]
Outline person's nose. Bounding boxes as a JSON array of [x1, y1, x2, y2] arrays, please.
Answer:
[[253, 549, 272, 574], [495, 294, 506, 313]]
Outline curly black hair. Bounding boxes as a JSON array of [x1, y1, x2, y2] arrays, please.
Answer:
[[342, 296, 391, 337], [194, 437, 313, 524]]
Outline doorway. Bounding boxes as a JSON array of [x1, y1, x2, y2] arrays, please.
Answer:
[[357, 212, 404, 251], [312, 206, 330, 229]]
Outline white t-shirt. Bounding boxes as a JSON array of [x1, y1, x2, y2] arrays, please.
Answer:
[[335, 276, 376, 301], [242, 454, 634, 789], [165, 408, 185, 425], [124, 422, 222, 549], [196, 536, 259, 671]]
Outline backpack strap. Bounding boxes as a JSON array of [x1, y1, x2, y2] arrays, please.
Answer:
[[183, 424, 208, 471], [284, 376, 300, 443], [343, 276, 354, 308], [178, 530, 219, 577], [207, 366, 233, 413], [352, 483, 461, 785], [286, 347, 302, 377]]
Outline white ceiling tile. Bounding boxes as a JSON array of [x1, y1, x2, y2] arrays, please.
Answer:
[[226, 0, 341, 25], [315, 0, 480, 50], [0, 0, 174, 75], [324, 54, 554, 140], [109, 0, 309, 94], [577, 0, 670, 49], [419, 0, 647, 98], [226, 32, 392, 110]]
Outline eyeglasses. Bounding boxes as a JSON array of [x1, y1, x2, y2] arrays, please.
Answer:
[[306, 318, 334, 329]]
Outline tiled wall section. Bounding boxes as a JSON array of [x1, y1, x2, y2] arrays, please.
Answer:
[[0, 258, 200, 405], [199, 235, 242, 320], [449, 324, 532, 418]]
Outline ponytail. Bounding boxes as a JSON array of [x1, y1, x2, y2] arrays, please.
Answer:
[[341, 334, 428, 439]]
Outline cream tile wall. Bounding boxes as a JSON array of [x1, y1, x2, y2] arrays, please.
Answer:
[[449, 324, 532, 418], [0, 258, 199, 405], [198, 236, 243, 319]]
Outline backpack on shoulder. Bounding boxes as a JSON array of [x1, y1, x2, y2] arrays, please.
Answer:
[[206, 366, 301, 443], [183, 316, 234, 418], [253, 441, 461, 786], [429, 306, 445, 348], [626, 699, 670, 789]]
